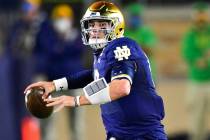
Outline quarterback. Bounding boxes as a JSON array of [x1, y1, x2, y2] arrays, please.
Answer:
[[25, 1, 167, 139]]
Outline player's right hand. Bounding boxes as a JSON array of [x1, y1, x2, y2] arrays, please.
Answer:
[[24, 81, 56, 99]]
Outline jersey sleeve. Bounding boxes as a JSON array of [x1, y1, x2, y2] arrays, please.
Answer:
[[105, 38, 140, 84], [111, 61, 136, 84], [66, 69, 94, 89], [106, 38, 141, 64], [53, 69, 93, 91]]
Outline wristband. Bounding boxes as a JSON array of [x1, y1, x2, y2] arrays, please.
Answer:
[[53, 77, 68, 91], [83, 78, 111, 104]]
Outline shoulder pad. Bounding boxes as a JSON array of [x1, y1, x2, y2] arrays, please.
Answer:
[[104, 37, 145, 64]]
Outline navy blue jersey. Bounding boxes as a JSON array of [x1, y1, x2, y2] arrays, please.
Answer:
[[93, 37, 166, 139]]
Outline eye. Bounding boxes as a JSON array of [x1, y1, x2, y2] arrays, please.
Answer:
[[88, 22, 95, 28], [100, 22, 107, 28]]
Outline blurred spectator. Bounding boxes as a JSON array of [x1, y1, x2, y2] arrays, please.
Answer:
[[2, 0, 44, 140], [182, 2, 210, 140], [33, 4, 87, 140], [124, 3, 158, 80]]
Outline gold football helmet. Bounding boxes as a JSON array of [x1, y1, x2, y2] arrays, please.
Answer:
[[80, 1, 125, 50]]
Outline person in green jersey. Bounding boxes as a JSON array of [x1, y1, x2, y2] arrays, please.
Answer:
[[124, 3, 157, 80], [182, 2, 210, 140]]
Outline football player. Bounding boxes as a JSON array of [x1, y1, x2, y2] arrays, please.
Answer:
[[25, 1, 167, 139]]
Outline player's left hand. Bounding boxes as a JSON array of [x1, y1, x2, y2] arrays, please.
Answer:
[[45, 96, 75, 113]]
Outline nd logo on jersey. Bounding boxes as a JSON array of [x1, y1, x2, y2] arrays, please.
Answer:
[[114, 45, 131, 61]]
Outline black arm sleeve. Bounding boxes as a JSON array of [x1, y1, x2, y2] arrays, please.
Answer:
[[66, 69, 93, 89]]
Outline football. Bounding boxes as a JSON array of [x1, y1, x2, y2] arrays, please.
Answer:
[[25, 87, 53, 119]]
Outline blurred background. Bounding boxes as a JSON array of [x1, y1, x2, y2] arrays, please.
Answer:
[[1, 0, 210, 140]]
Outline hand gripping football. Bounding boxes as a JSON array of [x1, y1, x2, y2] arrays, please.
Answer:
[[25, 87, 53, 119]]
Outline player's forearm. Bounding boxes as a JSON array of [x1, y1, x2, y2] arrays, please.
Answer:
[[79, 78, 131, 106], [79, 95, 91, 106], [53, 76, 131, 107], [78, 80, 130, 106]]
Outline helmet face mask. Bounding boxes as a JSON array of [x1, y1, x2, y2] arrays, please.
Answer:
[[81, 18, 119, 50], [80, 1, 125, 50]]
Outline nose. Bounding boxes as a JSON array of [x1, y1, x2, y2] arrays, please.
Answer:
[[92, 28, 98, 33], [90, 28, 100, 36]]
